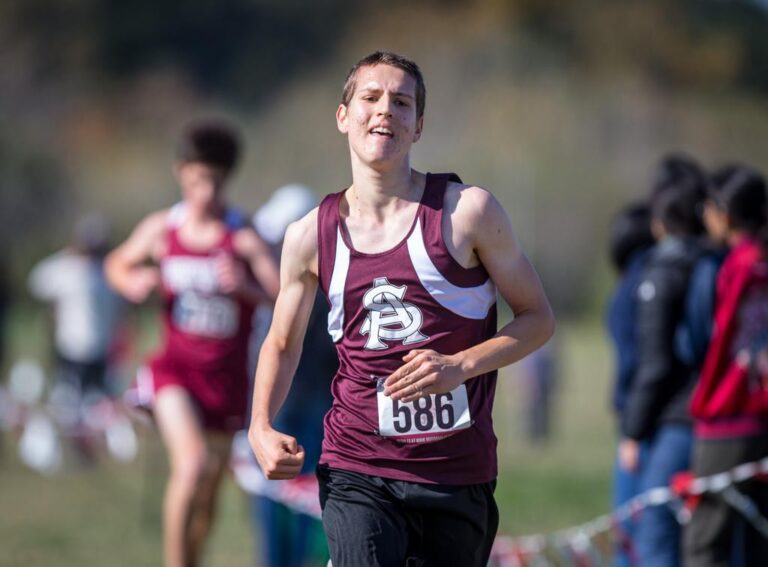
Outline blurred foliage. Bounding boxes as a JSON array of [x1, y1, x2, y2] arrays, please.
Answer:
[[2, 0, 768, 314]]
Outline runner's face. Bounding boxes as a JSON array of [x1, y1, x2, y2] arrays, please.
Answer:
[[175, 162, 228, 214], [337, 64, 423, 167]]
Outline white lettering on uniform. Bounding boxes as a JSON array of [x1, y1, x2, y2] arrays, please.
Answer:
[[162, 257, 239, 338], [163, 257, 219, 293], [360, 277, 428, 350]]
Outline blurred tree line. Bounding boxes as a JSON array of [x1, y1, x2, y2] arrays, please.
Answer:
[[2, 0, 768, 314]]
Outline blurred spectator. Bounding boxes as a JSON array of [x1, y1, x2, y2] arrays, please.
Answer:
[[620, 156, 708, 567], [516, 338, 558, 444], [685, 165, 768, 567], [28, 213, 126, 461], [606, 201, 655, 567], [250, 183, 336, 567]]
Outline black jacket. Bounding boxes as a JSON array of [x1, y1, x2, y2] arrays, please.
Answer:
[[622, 237, 702, 440]]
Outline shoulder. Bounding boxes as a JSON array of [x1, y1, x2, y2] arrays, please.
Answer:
[[133, 209, 171, 239], [283, 207, 320, 274], [444, 181, 517, 252], [232, 224, 264, 252], [444, 182, 499, 221], [284, 207, 319, 255]]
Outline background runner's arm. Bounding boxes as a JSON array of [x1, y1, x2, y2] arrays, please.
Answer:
[[248, 212, 318, 479], [105, 211, 166, 303], [229, 227, 280, 304]]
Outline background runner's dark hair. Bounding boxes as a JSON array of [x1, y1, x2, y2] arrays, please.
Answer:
[[608, 202, 654, 273], [176, 119, 242, 172], [710, 163, 768, 255], [341, 51, 426, 119]]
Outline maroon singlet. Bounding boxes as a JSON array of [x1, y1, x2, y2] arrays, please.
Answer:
[[138, 203, 255, 432], [317, 173, 499, 484]]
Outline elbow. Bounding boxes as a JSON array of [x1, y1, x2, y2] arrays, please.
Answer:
[[540, 304, 557, 345], [260, 332, 302, 368]]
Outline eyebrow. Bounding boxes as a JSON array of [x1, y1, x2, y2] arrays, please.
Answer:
[[357, 86, 415, 100]]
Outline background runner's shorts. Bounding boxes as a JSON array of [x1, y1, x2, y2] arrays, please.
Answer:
[[127, 356, 248, 432]]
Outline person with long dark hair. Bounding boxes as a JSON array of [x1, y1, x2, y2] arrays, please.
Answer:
[[684, 165, 768, 567]]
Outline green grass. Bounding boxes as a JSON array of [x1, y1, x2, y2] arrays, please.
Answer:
[[0, 317, 616, 565]]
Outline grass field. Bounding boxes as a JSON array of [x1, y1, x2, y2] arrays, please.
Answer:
[[0, 315, 616, 566]]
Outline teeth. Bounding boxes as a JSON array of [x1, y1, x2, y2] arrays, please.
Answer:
[[371, 127, 393, 135]]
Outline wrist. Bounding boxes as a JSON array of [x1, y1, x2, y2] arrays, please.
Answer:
[[455, 351, 477, 383], [249, 415, 273, 434]]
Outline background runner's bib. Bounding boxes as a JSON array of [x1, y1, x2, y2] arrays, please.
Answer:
[[317, 173, 500, 485], [172, 291, 239, 338], [152, 203, 255, 373]]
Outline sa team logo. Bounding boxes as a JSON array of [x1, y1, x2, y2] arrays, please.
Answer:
[[360, 277, 428, 350]]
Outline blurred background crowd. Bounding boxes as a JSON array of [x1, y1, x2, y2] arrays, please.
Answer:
[[3, 1, 768, 566]]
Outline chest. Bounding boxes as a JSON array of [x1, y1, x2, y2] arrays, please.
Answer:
[[161, 255, 220, 294]]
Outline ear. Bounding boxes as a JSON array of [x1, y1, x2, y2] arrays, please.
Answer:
[[413, 115, 424, 143], [336, 104, 349, 134]]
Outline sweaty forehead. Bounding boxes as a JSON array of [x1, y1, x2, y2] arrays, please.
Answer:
[[353, 64, 417, 97]]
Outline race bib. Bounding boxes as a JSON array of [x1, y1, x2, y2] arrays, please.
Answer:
[[173, 291, 239, 338], [376, 378, 471, 443]]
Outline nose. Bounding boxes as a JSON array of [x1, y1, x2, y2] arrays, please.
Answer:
[[375, 93, 395, 116]]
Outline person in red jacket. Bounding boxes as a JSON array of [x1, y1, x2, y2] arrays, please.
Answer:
[[684, 164, 768, 567]]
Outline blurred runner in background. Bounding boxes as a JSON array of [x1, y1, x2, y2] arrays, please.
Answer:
[[106, 119, 279, 567]]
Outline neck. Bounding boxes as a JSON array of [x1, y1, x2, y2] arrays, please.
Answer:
[[186, 202, 225, 224], [348, 154, 420, 209]]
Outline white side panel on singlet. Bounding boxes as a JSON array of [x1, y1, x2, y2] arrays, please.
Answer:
[[327, 228, 351, 342], [406, 219, 496, 319]]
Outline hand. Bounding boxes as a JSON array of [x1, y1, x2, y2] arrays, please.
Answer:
[[124, 267, 159, 303], [619, 438, 640, 473], [383, 349, 467, 403], [248, 426, 305, 480], [216, 253, 248, 295]]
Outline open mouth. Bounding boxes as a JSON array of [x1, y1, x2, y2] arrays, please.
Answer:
[[369, 126, 394, 138]]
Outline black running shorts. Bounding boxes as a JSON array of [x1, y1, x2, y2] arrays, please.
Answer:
[[317, 465, 498, 567]]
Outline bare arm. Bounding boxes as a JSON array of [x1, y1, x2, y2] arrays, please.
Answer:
[[227, 227, 280, 304], [384, 185, 555, 401], [104, 211, 167, 303], [248, 209, 319, 479]]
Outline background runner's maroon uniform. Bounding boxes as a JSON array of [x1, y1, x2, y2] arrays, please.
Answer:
[[140, 204, 255, 432], [317, 173, 499, 485]]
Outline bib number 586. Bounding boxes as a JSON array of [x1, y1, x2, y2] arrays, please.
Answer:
[[392, 393, 456, 433], [377, 383, 471, 442]]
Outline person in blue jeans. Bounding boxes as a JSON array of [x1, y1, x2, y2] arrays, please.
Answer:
[[620, 164, 708, 567], [606, 202, 654, 567]]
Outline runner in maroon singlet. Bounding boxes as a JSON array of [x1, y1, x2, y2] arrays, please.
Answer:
[[248, 52, 555, 567], [106, 120, 279, 567]]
